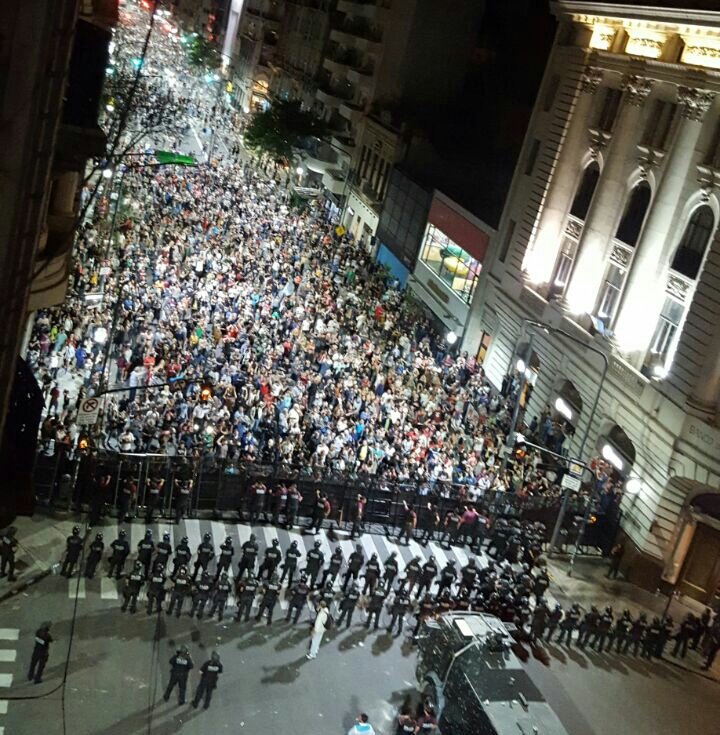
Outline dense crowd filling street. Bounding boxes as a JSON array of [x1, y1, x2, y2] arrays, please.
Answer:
[[9, 4, 720, 735]]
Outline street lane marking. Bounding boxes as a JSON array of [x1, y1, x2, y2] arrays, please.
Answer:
[[0, 631, 18, 642], [69, 579, 86, 599], [101, 578, 119, 600], [0, 700, 7, 714], [0, 675, 12, 688], [0, 652, 16, 663]]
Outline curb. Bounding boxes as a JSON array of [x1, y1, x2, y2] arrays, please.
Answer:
[[0, 567, 54, 604]]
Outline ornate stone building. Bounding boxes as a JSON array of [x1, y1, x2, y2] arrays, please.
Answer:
[[467, 0, 720, 604]]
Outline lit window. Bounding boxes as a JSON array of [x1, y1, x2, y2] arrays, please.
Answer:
[[596, 263, 626, 326], [649, 297, 685, 363], [549, 236, 578, 298], [419, 224, 481, 305]]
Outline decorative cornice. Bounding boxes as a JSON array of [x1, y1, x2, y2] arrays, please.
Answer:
[[580, 66, 603, 95], [678, 86, 715, 121], [621, 74, 654, 107]]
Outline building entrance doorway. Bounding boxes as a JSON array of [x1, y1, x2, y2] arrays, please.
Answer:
[[678, 520, 720, 607]]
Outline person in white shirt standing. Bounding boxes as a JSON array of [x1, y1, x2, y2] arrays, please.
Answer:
[[307, 600, 329, 660]]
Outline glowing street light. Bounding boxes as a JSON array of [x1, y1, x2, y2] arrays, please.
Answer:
[[93, 326, 108, 344], [445, 331, 458, 346], [626, 476, 642, 495], [601, 443, 624, 472], [554, 397, 573, 421], [515, 358, 526, 374]]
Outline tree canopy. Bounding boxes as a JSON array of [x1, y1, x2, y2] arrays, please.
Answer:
[[186, 35, 220, 70], [243, 100, 329, 162]]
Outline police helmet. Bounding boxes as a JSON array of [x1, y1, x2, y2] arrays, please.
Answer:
[[225, 536, 232, 545], [203, 532, 211, 542], [96, 533, 103, 541], [272, 538, 279, 546], [314, 540, 321, 549], [163, 532, 171, 541], [119, 530, 127, 538], [72, 526, 80, 535], [181, 536, 189, 544], [290, 540, 298, 547], [145, 529, 153, 538]]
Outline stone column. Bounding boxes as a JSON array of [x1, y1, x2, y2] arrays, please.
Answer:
[[564, 74, 654, 315], [522, 66, 603, 284], [613, 87, 715, 358], [689, 317, 720, 413]]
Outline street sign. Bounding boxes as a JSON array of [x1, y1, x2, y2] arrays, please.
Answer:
[[335, 225, 346, 237], [77, 397, 101, 426], [568, 461, 584, 477], [561, 474, 582, 491]]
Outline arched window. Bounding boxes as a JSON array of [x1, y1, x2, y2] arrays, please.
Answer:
[[569, 163, 600, 220], [615, 181, 651, 246], [671, 205, 715, 280]]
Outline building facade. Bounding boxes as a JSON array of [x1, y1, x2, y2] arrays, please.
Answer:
[[469, 0, 720, 605]]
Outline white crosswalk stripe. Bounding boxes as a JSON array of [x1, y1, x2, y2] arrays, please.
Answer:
[[68, 578, 86, 599], [0, 676, 12, 688], [0, 701, 8, 714], [0, 631, 18, 642], [0, 652, 16, 664], [101, 577, 119, 600]]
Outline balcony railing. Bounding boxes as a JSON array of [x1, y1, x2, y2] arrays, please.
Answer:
[[334, 17, 382, 43], [317, 79, 355, 102]]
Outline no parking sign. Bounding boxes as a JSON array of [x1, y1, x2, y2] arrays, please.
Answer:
[[77, 397, 101, 426]]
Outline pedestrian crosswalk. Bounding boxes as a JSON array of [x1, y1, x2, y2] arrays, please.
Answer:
[[0, 627, 15, 732], [64, 520, 558, 612]]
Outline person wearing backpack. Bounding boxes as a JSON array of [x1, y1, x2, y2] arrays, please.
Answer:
[[307, 600, 330, 660]]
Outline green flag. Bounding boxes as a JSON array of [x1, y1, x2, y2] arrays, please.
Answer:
[[154, 150, 197, 166]]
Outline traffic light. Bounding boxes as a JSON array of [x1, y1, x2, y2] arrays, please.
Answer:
[[199, 384, 213, 402]]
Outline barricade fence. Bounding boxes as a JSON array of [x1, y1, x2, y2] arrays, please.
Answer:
[[32, 450, 621, 554]]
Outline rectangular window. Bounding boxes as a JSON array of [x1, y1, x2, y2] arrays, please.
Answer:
[[595, 263, 627, 326], [650, 297, 685, 361], [596, 88, 622, 133], [498, 220, 516, 263], [642, 100, 676, 149], [419, 224, 482, 305], [549, 235, 578, 297], [524, 139, 541, 176]]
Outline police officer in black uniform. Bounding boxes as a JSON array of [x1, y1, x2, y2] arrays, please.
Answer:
[[193, 533, 215, 581], [235, 570, 259, 622], [0, 526, 18, 581], [399, 557, 421, 596], [304, 540, 324, 589], [337, 582, 361, 628], [258, 538, 282, 580], [255, 572, 281, 625], [591, 606, 614, 652], [545, 603, 563, 642], [28, 621, 52, 684], [280, 540, 303, 586], [366, 586, 386, 630], [416, 557, 438, 599], [192, 651, 223, 709], [84, 533, 104, 579], [577, 606, 599, 649], [155, 532, 173, 573], [209, 572, 233, 621], [174, 477, 192, 525], [168, 566, 192, 617], [436, 560, 456, 598], [108, 529, 130, 579], [556, 603, 581, 645], [171, 536, 192, 580], [362, 552, 382, 595], [321, 546, 344, 588], [147, 563, 167, 614], [137, 529, 155, 579], [164, 645, 193, 705], [610, 609, 633, 653], [458, 558, 478, 596], [413, 594, 436, 640], [215, 536, 234, 581], [61, 526, 83, 577], [237, 534, 259, 579], [286, 572, 310, 624], [383, 551, 399, 591], [387, 590, 410, 636], [191, 571, 213, 619], [121, 561, 145, 613]]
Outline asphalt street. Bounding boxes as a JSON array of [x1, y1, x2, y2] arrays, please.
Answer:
[[0, 519, 718, 734]]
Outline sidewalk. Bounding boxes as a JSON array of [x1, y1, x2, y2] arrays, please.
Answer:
[[546, 553, 718, 681]]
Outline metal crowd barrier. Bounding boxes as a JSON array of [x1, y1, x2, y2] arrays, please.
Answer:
[[31, 451, 622, 553]]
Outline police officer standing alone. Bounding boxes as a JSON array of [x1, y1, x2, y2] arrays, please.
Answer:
[[28, 622, 52, 684], [192, 651, 223, 710], [164, 645, 193, 705]]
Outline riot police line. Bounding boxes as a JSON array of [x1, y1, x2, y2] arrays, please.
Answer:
[[33, 447, 622, 554]]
